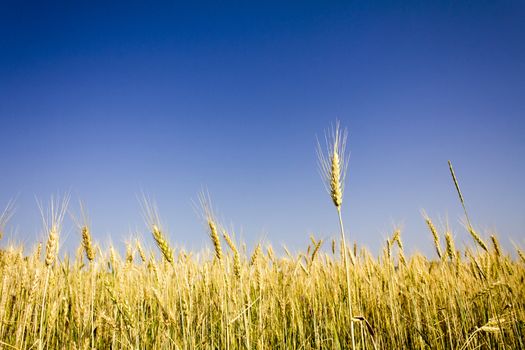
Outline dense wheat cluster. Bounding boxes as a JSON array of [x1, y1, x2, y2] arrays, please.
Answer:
[[0, 226, 524, 349], [0, 124, 523, 349]]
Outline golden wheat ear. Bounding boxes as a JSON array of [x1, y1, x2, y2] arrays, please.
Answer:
[[223, 229, 241, 280], [422, 211, 443, 260], [81, 226, 95, 263], [78, 200, 96, 262], [197, 190, 224, 264], [317, 121, 349, 209], [140, 194, 174, 264], [136, 238, 147, 263], [38, 195, 70, 267], [444, 231, 456, 261], [151, 224, 174, 264], [44, 225, 58, 267]]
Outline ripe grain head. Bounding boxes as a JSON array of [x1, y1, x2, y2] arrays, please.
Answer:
[[316, 121, 349, 209]]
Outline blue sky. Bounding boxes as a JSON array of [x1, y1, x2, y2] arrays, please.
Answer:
[[1, 1, 524, 256]]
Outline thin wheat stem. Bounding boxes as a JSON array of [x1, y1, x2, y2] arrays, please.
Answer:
[[338, 208, 356, 349]]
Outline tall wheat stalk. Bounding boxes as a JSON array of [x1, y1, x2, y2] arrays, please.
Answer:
[[73, 201, 98, 350], [37, 195, 69, 350], [317, 121, 356, 349], [81, 225, 96, 348]]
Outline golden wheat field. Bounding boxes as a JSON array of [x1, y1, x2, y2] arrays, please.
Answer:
[[0, 124, 524, 350]]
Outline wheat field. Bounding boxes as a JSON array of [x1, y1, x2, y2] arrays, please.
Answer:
[[0, 124, 524, 349]]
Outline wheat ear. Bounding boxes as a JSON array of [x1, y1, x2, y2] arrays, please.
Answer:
[[140, 195, 174, 264], [81, 226, 95, 262], [209, 219, 223, 263], [223, 229, 241, 280], [490, 235, 502, 257], [423, 213, 443, 260], [136, 239, 147, 263], [445, 231, 456, 261], [152, 224, 174, 264]]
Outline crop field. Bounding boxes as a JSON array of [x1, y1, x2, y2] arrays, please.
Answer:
[[0, 124, 524, 349]]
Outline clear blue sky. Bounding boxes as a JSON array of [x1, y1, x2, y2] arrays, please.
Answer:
[[1, 1, 524, 256]]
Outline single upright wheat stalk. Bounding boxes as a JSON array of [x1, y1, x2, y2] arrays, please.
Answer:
[[73, 202, 97, 350], [38, 195, 69, 350], [317, 121, 356, 349], [79, 223, 96, 350]]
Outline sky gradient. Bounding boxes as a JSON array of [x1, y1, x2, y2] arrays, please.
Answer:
[[1, 1, 524, 256]]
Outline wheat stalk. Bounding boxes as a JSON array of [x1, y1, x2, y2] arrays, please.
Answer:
[[317, 120, 356, 348], [38, 195, 69, 350]]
